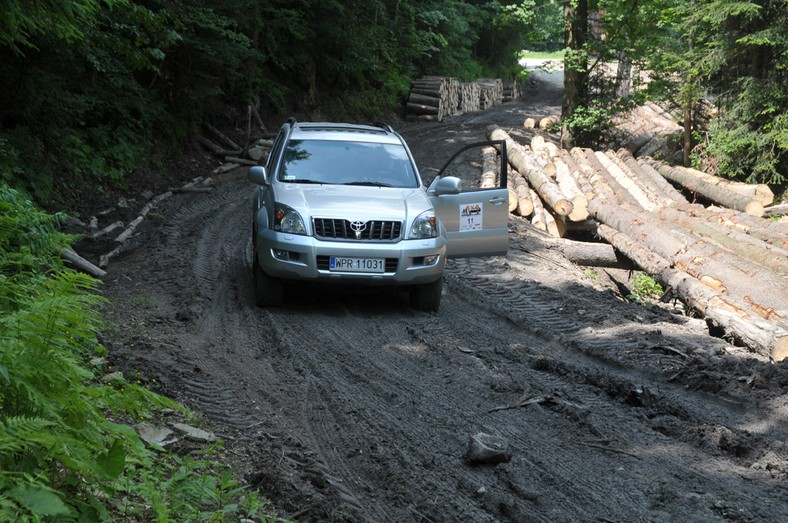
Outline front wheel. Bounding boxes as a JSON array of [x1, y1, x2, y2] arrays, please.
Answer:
[[252, 248, 284, 307], [409, 278, 442, 312]]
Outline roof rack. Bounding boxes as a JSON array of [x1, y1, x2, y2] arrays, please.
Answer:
[[295, 122, 390, 135], [285, 116, 298, 126]]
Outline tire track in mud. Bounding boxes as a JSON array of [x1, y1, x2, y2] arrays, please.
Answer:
[[430, 288, 784, 521], [105, 167, 786, 521], [181, 374, 260, 430], [445, 254, 785, 425], [146, 179, 287, 434], [442, 256, 788, 483]]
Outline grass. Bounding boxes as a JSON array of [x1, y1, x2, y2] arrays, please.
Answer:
[[519, 50, 564, 60]]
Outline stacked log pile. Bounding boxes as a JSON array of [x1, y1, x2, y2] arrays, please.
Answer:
[[460, 82, 481, 114], [406, 76, 517, 121], [484, 125, 788, 362], [611, 102, 683, 158], [502, 80, 521, 102], [476, 78, 503, 110]]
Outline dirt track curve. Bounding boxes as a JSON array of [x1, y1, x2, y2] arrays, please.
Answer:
[[101, 72, 788, 522]]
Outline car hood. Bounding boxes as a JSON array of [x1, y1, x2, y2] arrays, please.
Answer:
[[274, 184, 432, 223]]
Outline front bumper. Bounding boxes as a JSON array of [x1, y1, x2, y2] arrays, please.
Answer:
[[254, 229, 447, 286]]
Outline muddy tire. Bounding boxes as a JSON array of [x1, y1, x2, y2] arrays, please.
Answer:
[[252, 247, 284, 307], [409, 278, 442, 312]]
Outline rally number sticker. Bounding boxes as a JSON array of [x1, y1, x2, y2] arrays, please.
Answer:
[[459, 203, 483, 231]]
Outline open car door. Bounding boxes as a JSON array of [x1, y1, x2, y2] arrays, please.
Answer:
[[427, 140, 509, 258]]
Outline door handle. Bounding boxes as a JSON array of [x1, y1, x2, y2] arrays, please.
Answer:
[[488, 196, 507, 204]]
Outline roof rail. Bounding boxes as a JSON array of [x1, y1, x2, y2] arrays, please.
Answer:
[[285, 116, 298, 126], [371, 121, 393, 133]]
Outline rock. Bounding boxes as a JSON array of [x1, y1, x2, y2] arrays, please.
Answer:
[[171, 422, 217, 443], [465, 432, 512, 465], [135, 422, 178, 447]]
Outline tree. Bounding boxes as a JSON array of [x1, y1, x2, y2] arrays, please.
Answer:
[[561, 0, 589, 148]]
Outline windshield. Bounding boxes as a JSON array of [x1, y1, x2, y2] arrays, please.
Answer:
[[278, 139, 419, 188]]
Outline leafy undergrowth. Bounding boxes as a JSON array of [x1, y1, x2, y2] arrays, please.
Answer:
[[0, 182, 285, 522]]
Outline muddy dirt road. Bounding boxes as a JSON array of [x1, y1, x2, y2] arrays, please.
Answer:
[[101, 72, 787, 522]]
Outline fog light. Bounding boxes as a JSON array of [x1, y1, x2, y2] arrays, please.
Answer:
[[423, 254, 439, 266], [273, 249, 289, 260]]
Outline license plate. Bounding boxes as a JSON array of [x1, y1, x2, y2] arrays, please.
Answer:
[[329, 256, 385, 273]]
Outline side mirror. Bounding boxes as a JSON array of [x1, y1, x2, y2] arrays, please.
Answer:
[[247, 165, 268, 185], [430, 175, 462, 195]]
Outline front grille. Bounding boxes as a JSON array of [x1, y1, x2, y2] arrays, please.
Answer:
[[313, 218, 402, 241], [317, 256, 399, 272]]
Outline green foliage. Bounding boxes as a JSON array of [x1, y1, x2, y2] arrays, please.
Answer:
[[645, 0, 787, 185], [0, 183, 277, 521], [0, 0, 108, 54], [628, 273, 664, 306], [0, 1, 568, 202]]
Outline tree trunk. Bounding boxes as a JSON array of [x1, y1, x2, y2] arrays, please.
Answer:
[[561, 0, 588, 149]]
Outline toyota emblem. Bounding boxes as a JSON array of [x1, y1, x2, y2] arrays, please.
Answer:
[[350, 220, 366, 238]]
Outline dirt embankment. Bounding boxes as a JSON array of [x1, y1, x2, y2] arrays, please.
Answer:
[[97, 71, 788, 522]]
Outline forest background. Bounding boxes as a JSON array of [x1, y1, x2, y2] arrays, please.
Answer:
[[1, 0, 785, 209], [0, 0, 785, 520]]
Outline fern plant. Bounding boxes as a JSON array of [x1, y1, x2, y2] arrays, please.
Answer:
[[1, 183, 277, 522]]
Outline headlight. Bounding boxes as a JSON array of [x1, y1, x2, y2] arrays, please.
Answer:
[[409, 210, 437, 239], [274, 204, 306, 234]]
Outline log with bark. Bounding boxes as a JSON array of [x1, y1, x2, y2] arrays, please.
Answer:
[[487, 126, 573, 217], [510, 170, 534, 216], [576, 153, 788, 318], [595, 223, 788, 361], [536, 146, 590, 222], [594, 151, 655, 211], [480, 146, 498, 189], [763, 204, 788, 217], [585, 195, 788, 321], [651, 205, 788, 276], [529, 188, 548, 233], [614, 150, 689, 206], [603, 155, 663, 208], [647, 159, 774, 206], [560, 150, 595, 201], [512, 219, 633, 270], [61, 247, 107, 278], [203, 123, 241, 152], [643, 158, 764, 216]]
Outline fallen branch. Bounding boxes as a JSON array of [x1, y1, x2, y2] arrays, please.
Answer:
[[88, 220, 124, 240], [61, 247, 107, 278]]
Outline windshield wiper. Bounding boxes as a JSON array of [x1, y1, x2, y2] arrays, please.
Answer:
[[283, 179, 323, 184], [343, 181, 392, 187]]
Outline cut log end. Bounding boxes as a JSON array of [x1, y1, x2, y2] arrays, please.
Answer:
[[553, 199, 574, 217], [773, 337, 788, 362], [744, 200, 765, 217]]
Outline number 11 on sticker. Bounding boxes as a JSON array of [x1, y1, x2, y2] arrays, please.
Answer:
[[459, 202, 483, 232]]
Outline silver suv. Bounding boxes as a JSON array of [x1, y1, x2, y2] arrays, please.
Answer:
[[248, 118, 509, 311]]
